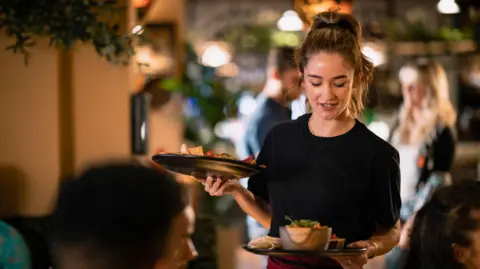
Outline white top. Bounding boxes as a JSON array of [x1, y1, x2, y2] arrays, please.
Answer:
[[394, 142, 422, 204], [291, 94, 307, 120]]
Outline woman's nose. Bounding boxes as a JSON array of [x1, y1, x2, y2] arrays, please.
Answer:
[[316, 84, 334, 99]]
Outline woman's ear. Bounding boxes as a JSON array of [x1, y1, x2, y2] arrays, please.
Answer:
[[452, 243, 472, 265]]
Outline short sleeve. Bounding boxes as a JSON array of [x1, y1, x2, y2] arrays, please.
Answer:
[[432, 127, 456, 172], [253, 115, 284, 157], [247, 128, 275, 203], [370, 148, 401, 228]]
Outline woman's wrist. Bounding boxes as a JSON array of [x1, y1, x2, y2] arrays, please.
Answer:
[[365, 240, 379, 259], [231, 183, 248, 198]]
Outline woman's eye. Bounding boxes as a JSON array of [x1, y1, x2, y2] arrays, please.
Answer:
[[310, 82, 321, 87], [334, 83, 346, 87]]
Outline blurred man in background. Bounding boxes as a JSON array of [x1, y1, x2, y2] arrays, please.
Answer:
[[237, 46, 301, 241], [238, 46, 300, 161]]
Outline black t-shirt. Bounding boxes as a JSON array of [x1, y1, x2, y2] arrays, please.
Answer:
[[248, 113, 401, 243]]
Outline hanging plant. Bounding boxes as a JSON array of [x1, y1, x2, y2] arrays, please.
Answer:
[[0, 0, 134, 64]]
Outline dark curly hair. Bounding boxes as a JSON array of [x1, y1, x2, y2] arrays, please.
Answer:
[[404, 180, 480, 269]]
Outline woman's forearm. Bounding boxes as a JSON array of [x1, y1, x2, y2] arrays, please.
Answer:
[[232, 187, 272, 229], [369, 221, 401, 256]]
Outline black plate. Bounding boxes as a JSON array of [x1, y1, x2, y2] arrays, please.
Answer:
[[242, 245, 366, 258], [151, 154, 260, 179]]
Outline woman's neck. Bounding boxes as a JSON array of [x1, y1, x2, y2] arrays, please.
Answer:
[[309, 111, 356, 137]]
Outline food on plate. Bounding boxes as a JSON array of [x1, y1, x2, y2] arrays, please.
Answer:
[[285, 216, 327, 229], [280, 216, 332, 250], [205, 150, 236, 160], [327, 234, 346, 250], [176, 144, 264, 166], [241, 154, 257, 165], [280, 219, 332, 250], [180, 144, 204, 155], [247, 235, 282, 250]]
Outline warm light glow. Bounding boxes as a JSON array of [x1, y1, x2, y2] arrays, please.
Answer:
[[467, 70, 480, 89], [295, 0, 353, 26], [133, 0, 150, 8], [216, 62, 239, 77], [132, 25, 144, 35], [277, 10, 303, 32], [307, 2, 352, 14], [399, 66, 420, 85], [200, 42, 232, 68], [362, 42, 387, 67], [437, 0, 460, 14], [135, 46, 174, 75]]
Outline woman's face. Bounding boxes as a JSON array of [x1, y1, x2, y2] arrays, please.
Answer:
[[402, 82, 428, 109], [399, 66, 428, 109], [302, 52, 354, 120]]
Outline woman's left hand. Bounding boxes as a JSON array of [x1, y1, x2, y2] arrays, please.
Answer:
[[332, 241, 370, 269]]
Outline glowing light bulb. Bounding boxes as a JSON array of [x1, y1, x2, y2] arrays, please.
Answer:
[[277, 10, 303, 32], [437, 0, 460, 14]]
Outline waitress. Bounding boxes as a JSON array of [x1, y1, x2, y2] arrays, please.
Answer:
[[199, 10, 401, 269]]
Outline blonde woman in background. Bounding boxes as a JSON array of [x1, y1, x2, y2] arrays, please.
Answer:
[[385, 59, 457, 269]]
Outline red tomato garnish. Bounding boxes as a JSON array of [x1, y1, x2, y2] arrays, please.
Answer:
[[242, 154, 254, 162]]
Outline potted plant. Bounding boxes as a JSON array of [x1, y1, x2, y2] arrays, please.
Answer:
[[0, 0, 133, 64], [386, 18, 476, 56]]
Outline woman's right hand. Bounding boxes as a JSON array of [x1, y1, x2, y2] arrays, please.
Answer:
[[197, 176, 242, 197], [398, 214, 416, 249]]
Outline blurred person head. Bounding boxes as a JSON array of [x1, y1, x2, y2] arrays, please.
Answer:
[[397, 60, 457, 144], [404, 180, 480, 269], [265, 46, 300, 102], [49, 162, 196, 269], [295, 10, 374, 121]]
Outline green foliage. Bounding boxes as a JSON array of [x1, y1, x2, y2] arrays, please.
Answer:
[[158, 43, 244, 227], [221, 25, 272, 54], [0, 0, 133, 64], [386, 20, 439, 42], [159, 43, 241, 148], [271, 30, 302, 47], [438, 27, 474, 41], [386, 19, 474, 42], [219, 24, 303, 54]]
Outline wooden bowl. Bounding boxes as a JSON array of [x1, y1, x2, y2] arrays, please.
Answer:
[[279, 226, 332, 251]]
